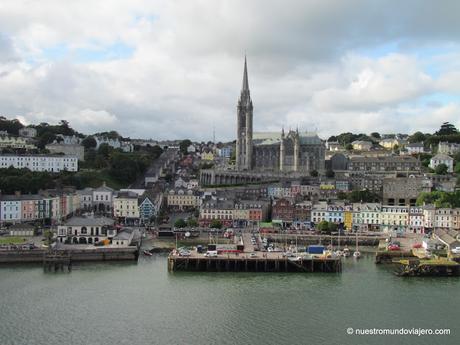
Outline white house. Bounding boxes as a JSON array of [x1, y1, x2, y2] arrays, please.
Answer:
[[438, 142, 460, 155], [0, 154, 78, 172], [429, 154, 454, 173], [406, 143, 425, 155], [18, 126, 37, 138], [0, 197, 21, 223]]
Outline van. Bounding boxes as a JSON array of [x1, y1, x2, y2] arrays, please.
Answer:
[[204, 251, 218, 257]]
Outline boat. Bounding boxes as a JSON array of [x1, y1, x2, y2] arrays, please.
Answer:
[[143, 250, 153, 256], [343, 247, 350, 257], [353, 232, 361, 259], [335, 250, 343, 257]]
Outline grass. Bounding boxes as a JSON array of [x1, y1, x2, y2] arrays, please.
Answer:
[[0, 236, 27, 245]]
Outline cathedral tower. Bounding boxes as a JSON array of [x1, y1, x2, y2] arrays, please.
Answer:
[[236, 56, 253, 170]]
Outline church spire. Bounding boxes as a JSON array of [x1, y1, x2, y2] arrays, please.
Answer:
[[242, 55, 249, 91]]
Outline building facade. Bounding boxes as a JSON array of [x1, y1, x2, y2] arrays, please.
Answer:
[[0, 154, 78, 172]]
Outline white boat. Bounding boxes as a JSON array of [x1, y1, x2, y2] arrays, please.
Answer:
[[335, 250, 343, 257], [343, 247, 350, 257], [353, 232, 361, 259]]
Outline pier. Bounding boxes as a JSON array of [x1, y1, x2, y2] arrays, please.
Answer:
[[0, 247, 139, 267], [375, 250, 417, 264], [168, 254, 342, 273], [394, 259, 460, 277]]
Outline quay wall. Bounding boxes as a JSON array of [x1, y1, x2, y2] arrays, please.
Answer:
[[0, 248, 138, 264], [168, 256, 342, 273]]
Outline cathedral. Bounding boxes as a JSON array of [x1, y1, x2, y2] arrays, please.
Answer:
[[235, 57, 325, 173]]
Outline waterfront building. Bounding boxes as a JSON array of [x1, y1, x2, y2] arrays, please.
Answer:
[[408, 207, 424, 234], [93, 183, 114, 213], [138, 192, 162, 224], [379, 205, 409, 233], [0, 197, 21, 223], [9, 223, 35, 236], [232, 200, 268, 227], [113, 191, 140, 222], [0, 154, 78, 172], [199, 199, 234, 227], [352, 203, 381, 232], [56, 216, 117, 244], [77, 188, 93, 211], [434, 208, 453, 229], [167, 188, 200, 210], [429, 154, 454, 173]]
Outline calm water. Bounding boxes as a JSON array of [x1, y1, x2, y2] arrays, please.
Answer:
[[1, 255, 459, 345]]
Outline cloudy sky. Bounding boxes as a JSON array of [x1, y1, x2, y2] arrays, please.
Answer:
[[1, 0, 460, 141]]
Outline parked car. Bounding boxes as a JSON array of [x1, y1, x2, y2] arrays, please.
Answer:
[[451, 247, 460, 254], [249, 253, 257, 258], [388, 244, 400, 251], [204, 251, 218, 257]]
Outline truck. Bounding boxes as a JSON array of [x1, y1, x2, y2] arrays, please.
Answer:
[[307, 245, 325, 254]]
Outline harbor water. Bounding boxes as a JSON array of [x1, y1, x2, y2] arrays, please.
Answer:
[[0, 254, 459, 345]]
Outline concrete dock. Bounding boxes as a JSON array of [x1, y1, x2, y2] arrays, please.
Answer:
[[168, 232, 342, 273]]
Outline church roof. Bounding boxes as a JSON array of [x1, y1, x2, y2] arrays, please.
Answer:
[[253, 131, 322, 146]]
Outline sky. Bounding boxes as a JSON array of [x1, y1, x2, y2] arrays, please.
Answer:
[[1, 0, 460, 141]]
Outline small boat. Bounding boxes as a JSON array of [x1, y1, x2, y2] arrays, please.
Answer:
[[335, 250, 343, 257], [143, 250, 153, 256], [343, 247, 350, 257], [353, 232, 361, 259]]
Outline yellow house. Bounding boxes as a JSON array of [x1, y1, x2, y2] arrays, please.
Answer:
[[113, 191, 139, 219], [344, 211, 353, 230], [167, 189, 200, 210], [379, 138, 403, 150], [201, 151, 214, 161], [352, 140, 372, 151]]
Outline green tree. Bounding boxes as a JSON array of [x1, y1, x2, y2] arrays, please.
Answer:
[[98, 143, 112, 158], [187, 218, 198, 227], [370, 132, 381, 139], [179, 139, 192, 155], [43, 229, 54, 247], [434, 163, 448, 175], [408, 131, 426, 143], [310, 170, 319, 177], [328, 222, 338, 232], [317, 221, 338, 233], [210, 219, 222, 229], [345, 143, 353, 151], [436, 122, 458, 136], [82, 136, 97, 150], [174, 218, 187, 228]]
